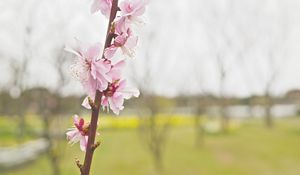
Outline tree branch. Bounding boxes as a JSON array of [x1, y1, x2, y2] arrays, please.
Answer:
[[81, 0, 119, 174]]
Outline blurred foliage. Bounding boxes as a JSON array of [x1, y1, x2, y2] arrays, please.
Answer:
[[1, 87, 300, 119], [0, 87, 81, 117]]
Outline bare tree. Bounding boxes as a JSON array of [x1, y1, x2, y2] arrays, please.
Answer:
[[252, 0, 290, 128], [188, 52, 212, 147], [130, 24, 171, 171], [41, 47, 71, 175], [8, 25, 31, 140], [197, 0, 237, 132], [196, 0, 291, 130]]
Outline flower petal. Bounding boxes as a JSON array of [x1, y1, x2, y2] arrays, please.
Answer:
[[80, 136, 88, 152], [125, 35, 138, 49], [104, 46, 117, 59]]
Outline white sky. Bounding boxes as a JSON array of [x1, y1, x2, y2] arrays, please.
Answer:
[[1, 0, 300, 98]]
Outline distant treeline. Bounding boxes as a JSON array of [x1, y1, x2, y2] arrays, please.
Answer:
[[0, 87, 300, 116], [0, 87, 80, 116]]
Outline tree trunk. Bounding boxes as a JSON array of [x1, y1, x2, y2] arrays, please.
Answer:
[[154, 146, 163, 172], [265, 94, 273, 128], [194, 115, 204, 147], [265, 103, 273, 128], [17, 114, 26, 142], [221, 104, 229, 132], [42, 114, 60, 175]]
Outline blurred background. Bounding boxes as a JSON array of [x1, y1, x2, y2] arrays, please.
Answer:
[[1, 0, 300, 174]]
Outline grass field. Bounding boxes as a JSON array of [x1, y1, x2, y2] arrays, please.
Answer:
[[1, 117, 300, 175]]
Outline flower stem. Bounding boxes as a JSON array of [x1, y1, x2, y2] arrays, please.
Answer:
[[81, 1, 119, 175]]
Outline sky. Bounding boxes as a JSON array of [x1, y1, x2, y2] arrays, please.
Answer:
[[1, 0, 300, 98]]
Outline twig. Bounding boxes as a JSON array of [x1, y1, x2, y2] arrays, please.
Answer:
[[75, 158, 83, 173], [81, 0, 119, 174]]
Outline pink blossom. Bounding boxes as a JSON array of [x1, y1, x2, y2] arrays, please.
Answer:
[[91, 0, 112, 18], [105, 29, 138, 58], [119, 0, 148, 17], [82, 60, 125, 109], [66, 115, 89, 151], [104, 45, 118, 59], [101, 80, 140, 115], [82, 95, 95, 109], [108, 60, 126, 80], [115, 0, 148, 33], [66, 41, 112, 95], [114, 16, 129, 34]]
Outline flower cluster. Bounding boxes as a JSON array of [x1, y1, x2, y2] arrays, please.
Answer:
[[66, 0, 148, 151], [66, 115, 90, 151]]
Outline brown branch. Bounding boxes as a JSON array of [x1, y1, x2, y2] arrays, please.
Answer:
[[81, 0, 119, 174]]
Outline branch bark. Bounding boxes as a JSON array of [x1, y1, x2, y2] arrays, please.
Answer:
[[81, 0, 119, 174]]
